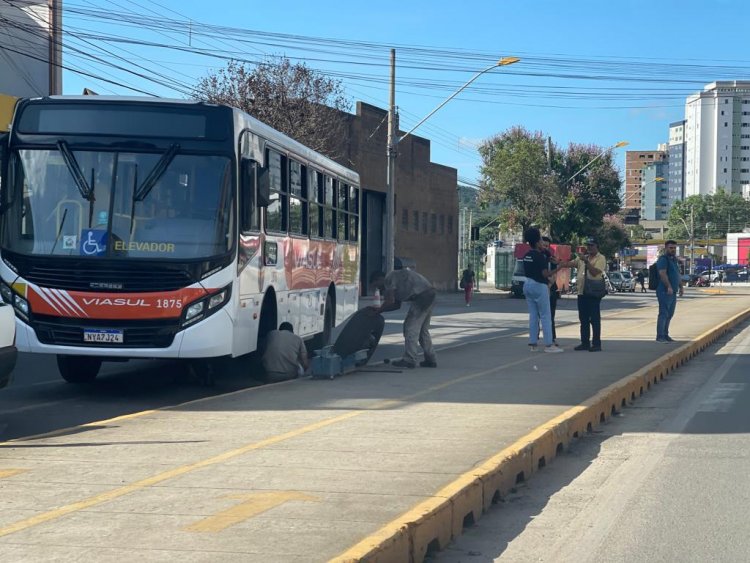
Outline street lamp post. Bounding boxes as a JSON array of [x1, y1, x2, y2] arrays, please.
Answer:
[[677, 206, 695, 274], [384, 55, 520, 274], [706, 222, 712, 286]]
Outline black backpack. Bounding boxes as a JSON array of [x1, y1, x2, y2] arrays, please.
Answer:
[[648, 263, 659, 290]]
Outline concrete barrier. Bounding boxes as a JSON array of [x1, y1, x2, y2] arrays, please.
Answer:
[[332, 306, 750, 563]]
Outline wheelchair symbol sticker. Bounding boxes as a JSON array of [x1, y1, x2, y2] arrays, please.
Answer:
[[80, 229, 107, 256]]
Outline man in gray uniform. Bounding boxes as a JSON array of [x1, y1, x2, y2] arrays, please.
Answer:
[[369, 265, 437, 369], [262, 322, 309, 381]]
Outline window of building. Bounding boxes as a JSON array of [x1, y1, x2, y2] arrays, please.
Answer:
[[447, 215, 453, 234], [439, 214, 445, 235], [413, 210, 419, 231], [422, 212, 428, 234], [402, 208, 408, 229], [430, 213, 437, 234]]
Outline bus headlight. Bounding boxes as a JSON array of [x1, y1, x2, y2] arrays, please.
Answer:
[[208, 289, 227, 310], [185, 301, 205, 322], [14, 294, 29, 316], [0, 283, 12, 304], [181, 283, 232, 328]]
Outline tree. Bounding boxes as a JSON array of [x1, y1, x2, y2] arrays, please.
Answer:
[[595, 215, 630, 259], [193, 58, 351, 159], [478, 127, 559, 232], [549, 143, 623, 243], [667, 190, 750, 240]]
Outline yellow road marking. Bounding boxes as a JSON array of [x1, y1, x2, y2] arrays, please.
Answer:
[[0, 355, 533, 539], [0, 469, 26, 479], [185, 491, 318, 533], [0, 297, 737, 540]]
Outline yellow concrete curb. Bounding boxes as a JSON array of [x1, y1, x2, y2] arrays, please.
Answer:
[[331, 306, 750, 563]]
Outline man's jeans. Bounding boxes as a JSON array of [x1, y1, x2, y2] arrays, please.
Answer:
[[524, 279, 553, 346], [402, 289, 436, 364], [656, 288, 677, 339]]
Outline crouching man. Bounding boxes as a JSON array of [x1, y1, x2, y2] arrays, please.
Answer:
[[262, 322, 309, 381], [369, 265, 437, 369]]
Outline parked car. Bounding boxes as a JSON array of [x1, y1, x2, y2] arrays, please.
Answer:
[[699, 270, 721, 282], [608, 271, 635, 292], [0, 303, 17, 389]]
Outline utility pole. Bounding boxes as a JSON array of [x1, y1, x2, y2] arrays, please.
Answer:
[[690, 205, 695, 275], [385, 49, 397, 274]]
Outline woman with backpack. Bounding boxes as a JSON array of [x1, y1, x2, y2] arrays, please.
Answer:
[[460, 264, 476, 307]]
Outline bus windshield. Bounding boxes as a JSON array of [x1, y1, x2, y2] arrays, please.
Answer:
[[2, 148, 234, 260]]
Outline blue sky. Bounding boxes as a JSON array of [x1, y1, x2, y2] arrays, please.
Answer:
[[61, 0, 750, 184]]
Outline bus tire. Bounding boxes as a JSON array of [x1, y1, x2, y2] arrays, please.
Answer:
[[57, 355, 102, 384], [310, 292, 333, 352]]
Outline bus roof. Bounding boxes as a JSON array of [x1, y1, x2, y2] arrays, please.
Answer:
[[29, 96, 360, 185]]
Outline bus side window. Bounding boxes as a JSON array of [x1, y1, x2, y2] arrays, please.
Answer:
[[0, 133, 6, 205], [240, 157, 260, 232]]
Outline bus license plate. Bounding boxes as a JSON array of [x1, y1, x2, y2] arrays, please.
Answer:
[[83, 329, 123, 343]]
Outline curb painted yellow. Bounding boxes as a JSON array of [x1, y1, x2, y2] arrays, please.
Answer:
[[332, 306, 750, 563]]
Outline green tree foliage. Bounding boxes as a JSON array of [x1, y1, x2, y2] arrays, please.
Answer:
[[549, 143, 622, 243], [667, 190, 750, 240], [479, 128, 624, 247], [478, 127, 559, 232], [193, 58, 351, 159], [595, 215, 630, 259]]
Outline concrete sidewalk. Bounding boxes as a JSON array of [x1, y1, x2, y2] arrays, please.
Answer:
[[1, 290, 749, 562]]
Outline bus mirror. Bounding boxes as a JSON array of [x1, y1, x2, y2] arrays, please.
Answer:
[[257, 163, 271, 208]]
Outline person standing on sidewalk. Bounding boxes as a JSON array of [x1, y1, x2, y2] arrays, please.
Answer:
[[460, 264, 476, 307], [541, 236, 560, 344], [656, 240, 684, 343], [369, 264, 438, 369], [522, 228, 563, 353], [558, 238, 607, 352], [636, 269, 647, 293]]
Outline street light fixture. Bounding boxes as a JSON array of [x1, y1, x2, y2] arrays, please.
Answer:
[[384, 55, 520, 274], [566, 140, 629, 185]]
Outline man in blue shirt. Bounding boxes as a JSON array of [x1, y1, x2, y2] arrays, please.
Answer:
[[656, 240, 684, 343]]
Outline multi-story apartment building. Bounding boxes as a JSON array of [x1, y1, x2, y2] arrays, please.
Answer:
[[685, 81, 750, 197], [624, 149, 668, 213], [641, 161, 670, 220], [668, 120, 686, 206]]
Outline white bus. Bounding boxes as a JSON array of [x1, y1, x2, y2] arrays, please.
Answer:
[[0, 96, 360, 383]]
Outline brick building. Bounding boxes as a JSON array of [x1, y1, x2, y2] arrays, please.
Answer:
[[336, 102, 459, 292], [624, 149, 668, 215]]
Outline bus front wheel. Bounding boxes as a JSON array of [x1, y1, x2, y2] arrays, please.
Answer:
[[57, 355, 102, 384]]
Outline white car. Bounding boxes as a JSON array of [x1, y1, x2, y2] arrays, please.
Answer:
[[699, 270, 721, 282], [0, 303, 17, 388]]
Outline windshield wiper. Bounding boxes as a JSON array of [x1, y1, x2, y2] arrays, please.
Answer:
[[133, 143, 179, 202], [50, 208, 68, 254], [57, 141, 94, 201]]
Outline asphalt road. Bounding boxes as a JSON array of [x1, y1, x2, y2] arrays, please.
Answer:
[[435, 317, 750, 563], [0, 290, 661, 442]]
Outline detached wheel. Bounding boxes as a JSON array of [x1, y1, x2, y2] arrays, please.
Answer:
[[57, 355, 102, 384]]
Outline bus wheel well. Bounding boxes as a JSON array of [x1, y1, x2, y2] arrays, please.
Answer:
[[258, 289, 278, 349]]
